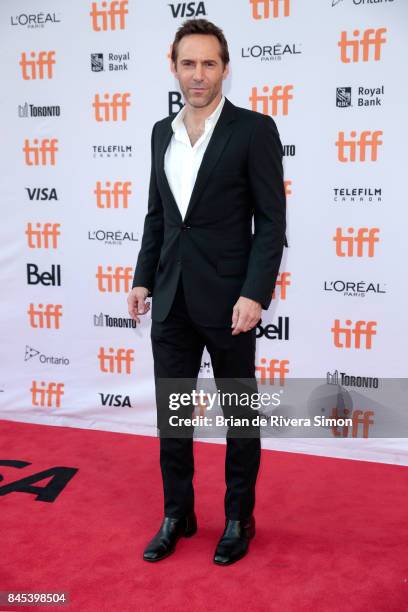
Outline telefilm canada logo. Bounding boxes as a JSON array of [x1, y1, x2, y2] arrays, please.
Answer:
[[92, 144, 133, 158], [332, 186, 382, 204]]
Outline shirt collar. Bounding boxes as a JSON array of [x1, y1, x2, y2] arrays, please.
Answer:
[[171, 94, 225, 136]]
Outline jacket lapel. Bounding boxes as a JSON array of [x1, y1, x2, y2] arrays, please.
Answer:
[[157, 96, 238, 222]]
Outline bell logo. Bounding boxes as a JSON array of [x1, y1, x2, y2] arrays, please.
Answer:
[[331, 320, 377, 349], [19, 51, 56, 80], [23, 138, 58, 166], [98, 347, 135, 374], [31, 381, 64, 408], [95, 181, 132, 208], [96, 265, 133, 292], [336, 131, 383, 162], [272, 272, 291, 300], [90, 0, 129, 31], [331, 407, 374, 438], [92, 93, 131, 122], [333, 227, 380, 257], [25, 222, 61, 248], [28, 304, 63, 329], [250, 0, 290, 19], [338, 28, 387, 63], [250, 85, 293, 116], [255, 358, 290, 384]]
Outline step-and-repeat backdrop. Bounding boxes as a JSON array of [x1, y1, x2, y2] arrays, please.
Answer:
[[1, 1, 407, 462]]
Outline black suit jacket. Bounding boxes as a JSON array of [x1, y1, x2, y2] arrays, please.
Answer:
[[132, 96, 287, 327]]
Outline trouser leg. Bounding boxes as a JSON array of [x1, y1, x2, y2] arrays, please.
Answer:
[[150, 275, 204, 518]]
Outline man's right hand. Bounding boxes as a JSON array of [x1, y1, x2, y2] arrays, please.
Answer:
[[127, 286, 150, 324]]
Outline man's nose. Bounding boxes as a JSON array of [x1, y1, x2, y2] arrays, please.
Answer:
[[193, 64, 204, 80]]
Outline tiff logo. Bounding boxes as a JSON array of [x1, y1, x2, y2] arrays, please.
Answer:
[[255, 358, 290, 384], [331, 407, 374, 438], [333, 227, 380, 257], [96, 265, 133, 292], [336, 130, 382, 162], [23, 139, 58, 166], [250, 0, 290, 19], [97, 347, 134, 374], [25, 222, 61, 248], [90, 0, 129, 31], [331, 320, 377, 349], [94, 181, 132, 208], [31, 381, 64, 408], [28, 304, 63, 329], [272, 272, 291, 300], [92, 93, 131, 121], [250, 85, 293, 115], [19, 51, 56, 80], [338, 28, 387, 63]]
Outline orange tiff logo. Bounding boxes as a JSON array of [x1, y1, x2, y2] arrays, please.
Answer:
[[96, 265, 133, 292], [331, 320, 377, 349], [19, 51, 56, 80], [336, 131, 383, 162], [92, 93, 131, 122], [25, 222, 61, 248], [338, 28, 387, 63], [255, 358, 290, 384], [250, 0, 290, 19], [333, 227, 380, 257], [272, 272, 291, 300], [31, 381, 64, 408], [23, 139, 58, 166], [90, 0, 129, 31], [250, 85, 293, 116], [331, 407, 374, 438], [95, 181, 132, 208], [98, 347, 135, 374], [28, 304, 63, 329]]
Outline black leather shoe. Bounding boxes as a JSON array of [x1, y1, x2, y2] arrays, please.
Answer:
[[213, 516, 255, 566], [143, 511, 197, 562]]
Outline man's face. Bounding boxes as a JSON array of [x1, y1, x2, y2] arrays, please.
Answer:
[[171, 34, 229, 109]]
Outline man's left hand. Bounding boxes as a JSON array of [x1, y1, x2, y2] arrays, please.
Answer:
[[231, 296, 261, 335]]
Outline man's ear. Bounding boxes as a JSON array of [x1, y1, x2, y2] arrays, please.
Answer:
[[223, 63, 230, 80], [170, 60, 177, 77]]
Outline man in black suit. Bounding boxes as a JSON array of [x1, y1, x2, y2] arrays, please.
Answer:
[[127, 18, 286, 565]]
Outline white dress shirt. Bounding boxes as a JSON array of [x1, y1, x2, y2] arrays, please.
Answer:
[[164, 94, 225, 220]]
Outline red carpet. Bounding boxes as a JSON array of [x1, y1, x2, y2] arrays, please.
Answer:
[[0, 418, 407, 612]]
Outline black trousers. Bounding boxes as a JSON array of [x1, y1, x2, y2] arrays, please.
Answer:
[[150, 274, 261, 521]]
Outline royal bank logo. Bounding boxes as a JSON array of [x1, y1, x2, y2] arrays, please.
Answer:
[[91, 52, 130, 72], [336, 87, 351, 107]]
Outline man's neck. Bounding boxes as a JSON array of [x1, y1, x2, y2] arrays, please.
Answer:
[[183, 93, 223, 128]]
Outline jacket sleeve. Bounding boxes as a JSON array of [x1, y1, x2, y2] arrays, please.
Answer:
[[239, 114, 286, 310], [131, 122, 164, 295]]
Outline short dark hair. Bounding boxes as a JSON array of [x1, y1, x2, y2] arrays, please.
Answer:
[[171, 18, 230, 68]]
